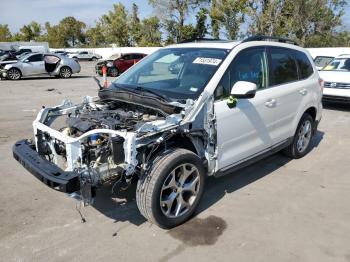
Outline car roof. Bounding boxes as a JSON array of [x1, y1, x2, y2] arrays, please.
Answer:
[[336, 54, 350, 59], [167, 40, 241, 50]]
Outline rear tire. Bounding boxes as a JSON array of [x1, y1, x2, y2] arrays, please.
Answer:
[[91, 57, 97, 61], [59, 66, 72, 78], [7, 68, 21, 80], [283, 113, 314, 159], [136, 148, 205, 228]]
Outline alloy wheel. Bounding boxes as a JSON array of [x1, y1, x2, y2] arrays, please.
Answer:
[[160, 163, 200, 218]]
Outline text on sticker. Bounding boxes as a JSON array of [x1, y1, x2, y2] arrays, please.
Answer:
[[193, 57, 222, 66]]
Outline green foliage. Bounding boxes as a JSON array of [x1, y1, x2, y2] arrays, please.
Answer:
[[58, 17, 86, 47], [2, 0, 350, 47], [130, 3, 142, 45], [0, 24, 12, 41], [139, 17, 162, 46], [100, 3, 130, 46]]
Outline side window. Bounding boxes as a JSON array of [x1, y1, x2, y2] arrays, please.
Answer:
[[269, 47, 298, 85], [27, 54, 43, 62], [80, 51, 87, 55], [215, 48, 268, 100], [123, 55, 132, 60], [293, 51, 313, 79]]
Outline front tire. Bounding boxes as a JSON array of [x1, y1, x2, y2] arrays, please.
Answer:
[[59, 66, 72, 78], [283, 113, 314, 159], [7, 68, 21, 80], [136, 148, 205, 228]]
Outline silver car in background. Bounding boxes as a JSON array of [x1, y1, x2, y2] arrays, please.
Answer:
[[0, 53, 81, 80]]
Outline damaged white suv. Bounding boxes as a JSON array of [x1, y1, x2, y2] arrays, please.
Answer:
[[13, 36, 322, 228]]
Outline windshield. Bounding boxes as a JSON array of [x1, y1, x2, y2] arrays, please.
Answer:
[[113, 48, 228, 100], [322, 58, 350, 71]]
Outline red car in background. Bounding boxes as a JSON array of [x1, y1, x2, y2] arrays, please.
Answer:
[[95, 53, 147, 77]]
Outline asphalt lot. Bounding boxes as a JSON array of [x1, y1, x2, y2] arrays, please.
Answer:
[[0, 62, 349, 262]]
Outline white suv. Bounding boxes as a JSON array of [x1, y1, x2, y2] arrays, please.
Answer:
[[13, 36, 322, 228], [318, 54, 350, 103]]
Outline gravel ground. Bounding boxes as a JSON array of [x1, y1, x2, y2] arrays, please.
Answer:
[[0, 62, 349, 262]]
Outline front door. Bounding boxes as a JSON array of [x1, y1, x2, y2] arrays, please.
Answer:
[[214, 47, 276, 170], [22, 54, 45, 75]]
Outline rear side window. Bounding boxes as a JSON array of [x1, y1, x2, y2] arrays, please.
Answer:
[[293, 50, 313, 79], [269, 47, 298, 86]]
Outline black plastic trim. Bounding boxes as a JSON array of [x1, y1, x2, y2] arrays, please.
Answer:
[[13, 139, 80, 193]]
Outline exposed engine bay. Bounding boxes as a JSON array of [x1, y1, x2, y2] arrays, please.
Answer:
[[33, 97, 191, 204]]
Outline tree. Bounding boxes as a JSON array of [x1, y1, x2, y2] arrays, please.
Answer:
[[100, 3, 130, 46], [86, 23, 106, 47], [210, 0, 221, 38], [195, 8, 208, 38], [130, 3, 142, 45], [139, 17, 162, 46], [57, 17, 86, 47], [247, 0, 347, 46], [0, 24, 12, 41], [43, 22, 63, 48], [18, 21, 43, 41], [149, 0, 208, 42]]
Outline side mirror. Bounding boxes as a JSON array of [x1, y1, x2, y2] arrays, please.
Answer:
[[230, 81, 257, 99], [24, 59, 29, 63]]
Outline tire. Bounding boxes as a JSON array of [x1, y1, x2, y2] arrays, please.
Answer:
[[7, 68, 21, 80], [136, 148, 205, 228], [91, 57, 97, 61], [59, 66, 72, 78], [108, 67, 119, 77], [283, 113, 314, 159]]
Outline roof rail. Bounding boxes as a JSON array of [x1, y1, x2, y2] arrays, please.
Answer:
[[243, 35, 299, 46], [180, 38, 231, 43]]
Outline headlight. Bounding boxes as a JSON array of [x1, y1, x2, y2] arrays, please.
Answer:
[[107, 62, 113, 67]]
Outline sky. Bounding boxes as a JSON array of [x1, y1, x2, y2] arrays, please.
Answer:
[[1, 0, 350, 33]]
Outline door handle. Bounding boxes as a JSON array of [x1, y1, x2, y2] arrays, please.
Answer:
[[265, 99, 276, 108], [299, 89, 308, 96]]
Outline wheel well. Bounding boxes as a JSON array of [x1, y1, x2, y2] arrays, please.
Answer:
[[8, 67, 22, 75], [166, 135, 197, 154], [60, 66, 72, 71], [304, 107, 316, 121]]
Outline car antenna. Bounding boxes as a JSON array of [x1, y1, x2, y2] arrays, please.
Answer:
[[92, 76, 103, 90]]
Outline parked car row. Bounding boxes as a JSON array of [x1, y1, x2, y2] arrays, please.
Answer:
[[95, 53, 147, 77], [0, 52, 81, 80]]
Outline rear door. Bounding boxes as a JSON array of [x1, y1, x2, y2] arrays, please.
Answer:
[[22, 54, 45, 75], [267, 47, 311, 144]]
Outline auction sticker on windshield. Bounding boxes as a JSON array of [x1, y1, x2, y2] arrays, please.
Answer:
[[193, 57, 222, 66]]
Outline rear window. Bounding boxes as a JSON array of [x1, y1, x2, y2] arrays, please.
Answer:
[[269, 47, 298, 85], [293, 50, 313, 79]]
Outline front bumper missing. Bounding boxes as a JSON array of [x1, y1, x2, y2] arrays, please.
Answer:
[[13, 139, 80, 193]]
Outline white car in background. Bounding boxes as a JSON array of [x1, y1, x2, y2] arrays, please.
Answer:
[[318, 54, 350, 103], [68, 51, 102, 61]]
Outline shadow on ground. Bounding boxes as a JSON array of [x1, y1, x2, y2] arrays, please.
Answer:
[[323, 101, 350, 112], [92, 131, 324, 226]]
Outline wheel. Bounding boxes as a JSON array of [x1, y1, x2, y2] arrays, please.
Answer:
[[91, 57, 97, 61], [7, 68, 21, 80], [108, 67, 119, 77], [59, 67, 72, 78], [136, 148, 205, 228], [283, 113, 314, 159]]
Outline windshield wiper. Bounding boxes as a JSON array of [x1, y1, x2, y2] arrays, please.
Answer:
[[111, 83, 170, 102], [135, 86, 170, 102]]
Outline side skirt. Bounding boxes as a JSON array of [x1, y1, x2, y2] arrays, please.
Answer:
[[214, 138, 293, 178]]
